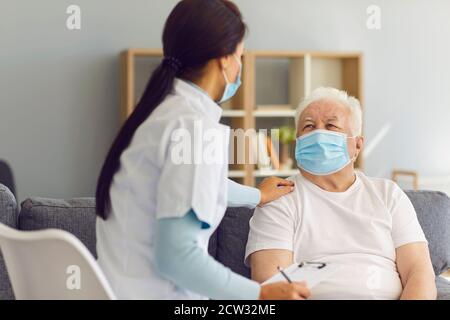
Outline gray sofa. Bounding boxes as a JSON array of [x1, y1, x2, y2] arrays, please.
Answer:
[[0, 183, 449, 300]]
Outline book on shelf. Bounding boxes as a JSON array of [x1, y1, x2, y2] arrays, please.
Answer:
[[266, 136, 280, 170], [251, 132, 280, 171]]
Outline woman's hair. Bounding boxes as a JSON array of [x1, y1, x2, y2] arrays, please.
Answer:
[[96, 0, 247, 219]]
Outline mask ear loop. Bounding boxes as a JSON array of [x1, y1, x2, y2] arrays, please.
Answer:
[[222, 54, 242, 84], [222, 67, 230, 85], [347, 135, 360, 162], [233, 54, 242, 71]]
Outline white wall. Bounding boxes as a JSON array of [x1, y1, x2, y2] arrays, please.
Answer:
[[1, 0, 449, 201]]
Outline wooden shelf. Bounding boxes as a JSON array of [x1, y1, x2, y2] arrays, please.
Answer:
[[229, 168, 298, 179], [228, 170, 246, 178], [221, 109, 246, 117], [254, 106, 296, 118], [251, 50, 362, 59], [121, 49, 364, 186], [253, 169, 298, 178], [442, 270, 450, 281]]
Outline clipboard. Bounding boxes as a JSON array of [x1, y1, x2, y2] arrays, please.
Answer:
[[263, 261, 341, 289]]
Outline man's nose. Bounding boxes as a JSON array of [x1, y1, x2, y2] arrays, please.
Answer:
[[315, 123, 327, 130]]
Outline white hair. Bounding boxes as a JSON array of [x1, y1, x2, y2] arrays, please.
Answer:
[[294, 87, 363, 136]]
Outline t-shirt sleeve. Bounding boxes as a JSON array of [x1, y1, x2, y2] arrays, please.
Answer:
[[156, 117, 228, 228], [390, 183, 428, 248], [244, 197, 295, 266]]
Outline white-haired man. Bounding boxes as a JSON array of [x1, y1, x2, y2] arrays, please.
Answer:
[[245, 87, 436, 299]]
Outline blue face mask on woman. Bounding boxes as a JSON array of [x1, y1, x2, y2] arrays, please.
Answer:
[[295, 129, 357, 176], [218, 54, 242, 104]]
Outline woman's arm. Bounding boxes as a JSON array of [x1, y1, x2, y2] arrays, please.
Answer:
[[154, 209, 310, 300], [227, 177, 295, 209], [227, 179, 261, 208], [155, 209, 260, 299]]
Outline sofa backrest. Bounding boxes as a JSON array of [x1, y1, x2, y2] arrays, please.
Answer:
[[0, 184, 17, 228], [0, 188, 449, 300], [214, 206, 253, 278], [0, 184, 18, 300], [15, 191, 450, 276], [17, 197, 219, 261], [19, 197, 98, 258], [405, 190, 450, 275]]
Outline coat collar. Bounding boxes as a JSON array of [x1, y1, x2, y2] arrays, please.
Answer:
[[173, 78, 223, 123]]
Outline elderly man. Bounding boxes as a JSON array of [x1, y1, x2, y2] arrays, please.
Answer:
[[245, 87, 436, 300]]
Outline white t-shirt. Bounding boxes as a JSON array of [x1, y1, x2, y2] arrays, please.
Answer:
[[96, 79, 230, 299], [245, 171, 428, 300]]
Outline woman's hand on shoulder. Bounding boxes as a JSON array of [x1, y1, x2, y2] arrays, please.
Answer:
[[257, 176, 295, 206]]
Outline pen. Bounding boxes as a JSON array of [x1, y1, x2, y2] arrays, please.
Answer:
[[277, 266, 292, 283]]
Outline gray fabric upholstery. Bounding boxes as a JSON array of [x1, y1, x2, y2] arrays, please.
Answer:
[[17, 197, 219, 260], [0, 184, 18, 300], [405, 190, 450, 275], [0, 161, 15, 198], [436, 276, 450, 300], [215, 207, 252, 279], [19, 197, 98, 258], [0, 190, 449, 300], [208, 228, 218, 259], [0, 184, 18, 231]]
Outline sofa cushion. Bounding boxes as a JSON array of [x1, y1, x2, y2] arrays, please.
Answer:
[[0, 184, 18, 300], [208, 229, 218, 259], [405, 190, 450, 275], [19, 197, 97, 258], [215, 206, 254, 278]]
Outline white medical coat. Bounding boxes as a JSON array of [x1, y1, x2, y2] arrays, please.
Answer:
[[96, 78, 230, 299]]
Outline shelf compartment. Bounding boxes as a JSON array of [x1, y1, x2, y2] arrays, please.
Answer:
[[221, 109, 246, 117], [253, 169, 298, 178], [228, 170, 246, 178], [254, 106, 296, 118]]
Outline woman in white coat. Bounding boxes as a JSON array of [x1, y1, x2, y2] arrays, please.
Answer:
[[95, 0, 310, 300]]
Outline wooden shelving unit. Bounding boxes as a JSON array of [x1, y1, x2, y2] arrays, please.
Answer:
[[121, 49, 364, 187]]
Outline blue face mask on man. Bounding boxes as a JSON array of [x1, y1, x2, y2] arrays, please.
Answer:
[[218, 54, 242, 104], [295, 129, 357, 176]]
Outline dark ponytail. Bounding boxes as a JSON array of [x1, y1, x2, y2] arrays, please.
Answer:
[[96, 0, 247, 219]]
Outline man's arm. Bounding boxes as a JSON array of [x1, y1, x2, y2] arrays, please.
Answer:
[[396, 242, 437, 300], [250, 249, 293, 283]]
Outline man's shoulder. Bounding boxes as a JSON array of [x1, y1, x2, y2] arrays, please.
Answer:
[[357, 170, 398, 188], [256, 174, 300, 211], [356, 171, 404, 203]]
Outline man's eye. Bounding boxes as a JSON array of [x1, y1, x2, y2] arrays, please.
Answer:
[[304, 124, 314, 129], [327, 124, 338, 129]]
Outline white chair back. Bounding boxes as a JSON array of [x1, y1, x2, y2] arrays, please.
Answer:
[[0, 222, 116, 300]]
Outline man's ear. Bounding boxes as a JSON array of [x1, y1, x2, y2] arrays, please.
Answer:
[[355, 136, 364, 157]]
